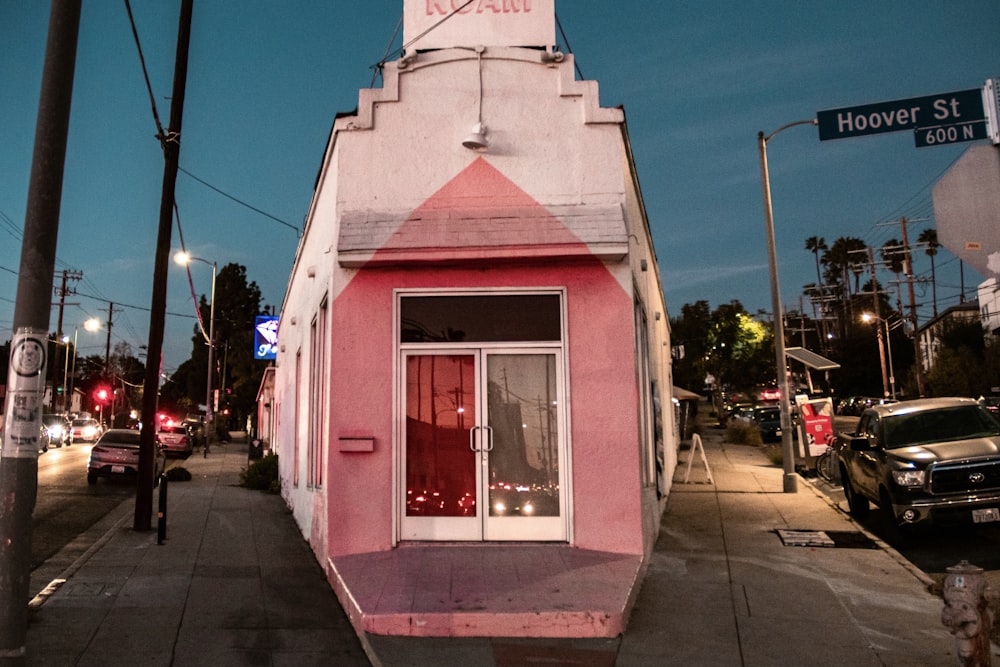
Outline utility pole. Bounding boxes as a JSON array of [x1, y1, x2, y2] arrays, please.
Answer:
[[49, 269, 81, 412], [868, 248, 890, 399], [136, 0, 194, 531], [104, 302, 115, 377], [0, 2, 81, 663], [900, 217, 926, 396]]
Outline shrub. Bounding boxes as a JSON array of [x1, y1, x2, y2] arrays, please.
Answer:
[[765, 444, 783, 466], [240, 452, 279, 493], [725, 419, 763, 446]]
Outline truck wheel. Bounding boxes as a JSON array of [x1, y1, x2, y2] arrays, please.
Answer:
[[842, 468, 870, 518]]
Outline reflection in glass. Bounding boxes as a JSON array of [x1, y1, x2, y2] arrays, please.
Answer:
[[487, 354, 559, 517], [405, 355, 476, 516]]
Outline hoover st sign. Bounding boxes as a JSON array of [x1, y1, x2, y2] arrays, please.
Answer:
[[817, 88, 988, 147]]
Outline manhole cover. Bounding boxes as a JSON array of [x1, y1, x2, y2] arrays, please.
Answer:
[[777, 529, 835, 547], [776, 529, 877, 549]]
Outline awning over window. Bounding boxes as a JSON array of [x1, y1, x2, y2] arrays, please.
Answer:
[[785, 347, 840, 371]]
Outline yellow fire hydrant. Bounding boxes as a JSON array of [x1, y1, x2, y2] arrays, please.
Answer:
[[941, 560, 996, 667]]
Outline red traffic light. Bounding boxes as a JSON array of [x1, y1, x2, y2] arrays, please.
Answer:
[[94, 387, 111, 403]]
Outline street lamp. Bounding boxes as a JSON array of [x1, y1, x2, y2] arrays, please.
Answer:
[[174, 250, 216, 449], [55, 316, 101, 413], [862, 312, 896, 399], [758, 118, 817, 493]]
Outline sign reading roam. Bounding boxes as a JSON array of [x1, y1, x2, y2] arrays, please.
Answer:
[[817, 88, 985, 141], [403, 0, 554, 51]]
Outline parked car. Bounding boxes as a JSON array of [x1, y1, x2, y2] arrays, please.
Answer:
[[979, 396, 1000, 414], [182, 416, 205, 449], [752, 406, 782, 442], [71, 418, 103, 443], [38, 425, 51, 454], [157, 424, 193, 457], [42, 414, 73, 447], [835, 397, 1000, 532], [87, 429, 163, 484]]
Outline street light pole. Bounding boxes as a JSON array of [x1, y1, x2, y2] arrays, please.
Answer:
[[863, 312, 897, 400], [758, 119, 817, 494], [174, 252, 216, 450], [885, 318, 896, 399]]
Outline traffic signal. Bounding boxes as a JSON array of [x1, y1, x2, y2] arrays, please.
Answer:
[[94, 387, 111, 403]]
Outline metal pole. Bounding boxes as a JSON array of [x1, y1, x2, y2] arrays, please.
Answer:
[[885, 319, 897, 399], [758, 119, 817, 493], [0, 1, 81, 662], [868, 248, 889, 399], [205, 262, 216, 451]]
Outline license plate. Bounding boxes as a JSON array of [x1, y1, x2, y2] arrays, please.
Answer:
[[111, 465, 126, 474], [972, 507, 1000, 524]]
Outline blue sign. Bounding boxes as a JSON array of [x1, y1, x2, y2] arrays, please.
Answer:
[[818, 88, 984, 141], [254, 315, 279, 360]]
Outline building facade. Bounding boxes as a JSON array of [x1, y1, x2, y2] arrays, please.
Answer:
[[272, 0, 675, 637]]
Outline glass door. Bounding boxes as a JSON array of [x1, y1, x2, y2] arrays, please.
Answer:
[[401, 350, 565, 542], [482, 351, 565, 541]]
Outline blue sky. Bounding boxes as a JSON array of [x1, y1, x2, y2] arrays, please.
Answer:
[[2, 1, 999, 373]]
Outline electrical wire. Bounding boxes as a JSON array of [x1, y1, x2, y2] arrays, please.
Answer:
[[370, 0, 475, 74], [123, 0, 167, 148], [177, 167, 300, 235], [555, 13, 584, 80]]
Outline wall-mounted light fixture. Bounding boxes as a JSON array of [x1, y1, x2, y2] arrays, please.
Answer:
[[462, 46, 489, 151]]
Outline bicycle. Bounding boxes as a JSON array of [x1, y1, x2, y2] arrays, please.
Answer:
[[815, 434, 840, 484]]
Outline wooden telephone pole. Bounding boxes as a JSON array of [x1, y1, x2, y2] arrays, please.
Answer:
[[0, 2, 81, 663]]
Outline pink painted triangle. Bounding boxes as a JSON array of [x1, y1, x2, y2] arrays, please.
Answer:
[[373, 157, 587, 257]]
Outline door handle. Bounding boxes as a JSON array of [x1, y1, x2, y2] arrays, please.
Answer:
[[483, 425, 494, 452], [469, 425, 480, 452]]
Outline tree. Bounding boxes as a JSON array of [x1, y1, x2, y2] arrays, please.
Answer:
[[671, 300, 775, 407], [165, 263, 269, 434], [924, 319, 988, 397], [822, 236, 867, 338], [805, 236, 827, 289], [918, 228, 939, 318]]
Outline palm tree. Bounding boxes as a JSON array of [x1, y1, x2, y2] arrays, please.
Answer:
[[805, 236, 829, 345], [880, 239, 906, 316], [919, 228, 939, 317], [805, 236, 827, 289], [823, 236, 867, 337]]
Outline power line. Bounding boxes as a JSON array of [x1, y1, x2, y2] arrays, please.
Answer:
[[177, 166, 300, 235]]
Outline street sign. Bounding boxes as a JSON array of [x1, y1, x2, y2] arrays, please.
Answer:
[[914, 119, 988, 148], [817, 88, 985, 141]]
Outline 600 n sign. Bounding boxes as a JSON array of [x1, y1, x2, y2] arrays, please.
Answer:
[[915, 120, 988, 148]]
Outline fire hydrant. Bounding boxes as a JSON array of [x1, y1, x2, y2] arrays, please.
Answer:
[[941, 560, 997, 666]]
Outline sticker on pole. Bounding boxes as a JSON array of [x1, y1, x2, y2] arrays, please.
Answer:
[[2, 329, 48, 458]]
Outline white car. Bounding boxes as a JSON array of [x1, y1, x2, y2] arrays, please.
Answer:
[[71, 418, 103, 443], [157, 425, 193, 457]]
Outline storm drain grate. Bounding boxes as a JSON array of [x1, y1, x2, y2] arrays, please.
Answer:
[[776, 529, 878, 549]]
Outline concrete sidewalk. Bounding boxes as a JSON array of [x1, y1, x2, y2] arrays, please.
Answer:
[[25, 439, 369, 666], [24, 429, 965, 665]]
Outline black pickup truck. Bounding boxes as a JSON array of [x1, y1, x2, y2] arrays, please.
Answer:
[[835, 397, 1000, 530]]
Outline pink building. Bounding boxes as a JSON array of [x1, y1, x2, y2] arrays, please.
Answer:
[[273, 0, 677, 642]]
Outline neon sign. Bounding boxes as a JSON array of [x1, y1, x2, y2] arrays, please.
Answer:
[[254, 315, 279, 360]]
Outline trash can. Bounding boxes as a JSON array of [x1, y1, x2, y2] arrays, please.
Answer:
[[249, 438, 264, 460]]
